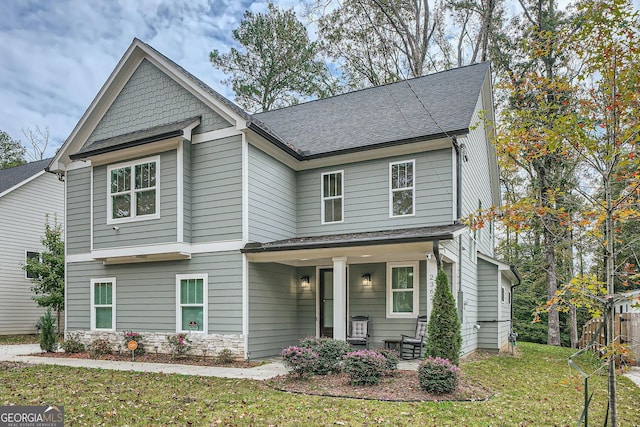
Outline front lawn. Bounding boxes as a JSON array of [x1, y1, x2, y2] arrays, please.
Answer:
[[0, 334, 39, 345], [1, 342, 638, 426]]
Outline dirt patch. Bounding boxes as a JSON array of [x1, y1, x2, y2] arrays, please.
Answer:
[[269, 370, 491, 402], [33, 351, 261, 368], [0, 361, 32, 372]]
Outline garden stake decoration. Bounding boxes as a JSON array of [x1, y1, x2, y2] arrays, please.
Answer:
[[128, 340, 138, 361]]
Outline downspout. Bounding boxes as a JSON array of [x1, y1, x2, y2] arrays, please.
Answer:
[[452, 137, 465, 319]]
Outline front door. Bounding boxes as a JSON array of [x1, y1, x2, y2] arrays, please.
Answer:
[[319, 268, 333, 338]]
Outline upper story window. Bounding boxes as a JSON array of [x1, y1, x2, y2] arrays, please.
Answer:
[[390, 160, 415, 217], [321, 170, 344, 224], [108, 156, 159, 223]]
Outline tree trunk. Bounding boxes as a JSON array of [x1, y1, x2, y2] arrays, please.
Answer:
[[605, 182, 617, 426], [544, 228, 561, 346], [569, 305, 578, 348]]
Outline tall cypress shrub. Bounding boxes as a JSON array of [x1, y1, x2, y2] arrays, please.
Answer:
[[425, 269, 462, 365]]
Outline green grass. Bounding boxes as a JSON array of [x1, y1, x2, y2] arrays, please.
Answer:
[[0, 334, 39, 345], [1, 342, 639, 426]]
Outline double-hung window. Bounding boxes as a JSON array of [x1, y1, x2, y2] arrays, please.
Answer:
[[321, 171, 343, 224], [176, 274, 208, 333], [386, 262, 419, 318], [108, 156, 159, 223], [91, 278, 116, 330], [390, 160, 415, 217]]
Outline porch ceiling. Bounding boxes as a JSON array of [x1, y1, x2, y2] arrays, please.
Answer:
[[242, 224, 465, 266]]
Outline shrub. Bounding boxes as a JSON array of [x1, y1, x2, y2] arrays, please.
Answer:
[[89, 339, 113, 358], [216, 348, 235, 364], [38, 308, 57, 353], [167, 333, 192, 357], [299, 337, 351, 374], [61, 332, 85, 353], [123, 330, 145, 355], [425, 269, 462, 365], [376, 347, 399, 373], [343, 350, 387, 385], [281, 346, 319, 378], [418, 356, 461, 394]]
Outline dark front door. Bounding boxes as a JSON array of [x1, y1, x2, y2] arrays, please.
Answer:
[[319, 268, 333, 338]]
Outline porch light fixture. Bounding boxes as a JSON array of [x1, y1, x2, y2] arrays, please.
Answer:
[[362, 273, 372, 287], [300, 276, 310, 288]]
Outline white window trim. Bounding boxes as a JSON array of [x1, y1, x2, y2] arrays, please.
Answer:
[[321, 170, 344, 224], [176, 273, 208, 334], [90, 277, 116, 331], [24, 250, 40, 279], [107, 155, 160, 224], [389, 159, 416, 218], [386, 261, 419, 318]]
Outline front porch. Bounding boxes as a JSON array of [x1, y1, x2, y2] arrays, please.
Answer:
[[243, 225, 463, 359]]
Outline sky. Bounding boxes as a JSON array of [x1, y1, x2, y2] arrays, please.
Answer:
[[0, 0, 307, 159], [1, 0, 638, 160]]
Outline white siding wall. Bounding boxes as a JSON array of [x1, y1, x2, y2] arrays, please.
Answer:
[[0, 172, 64, 334]]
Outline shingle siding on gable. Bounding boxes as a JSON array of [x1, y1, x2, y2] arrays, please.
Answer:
[[248, 145, 297, 242], [296, 149, 454, 236], [92, 150, 178, 249], [85, 59, 231, 146]]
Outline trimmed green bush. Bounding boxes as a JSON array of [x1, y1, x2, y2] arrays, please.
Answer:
[[375, 347, 399, 373], [167, 333, 192, 357], [89, 339, 112, 358], [343, 350, 387, 385], [61, 332, 85, 353], [281, 346, 319, 378], [38, 308, 57, 353], [216, 348, 235, 364], [299, 337, 351, 374], [418, 356, 460, 394], [425, 269, 462, 365]]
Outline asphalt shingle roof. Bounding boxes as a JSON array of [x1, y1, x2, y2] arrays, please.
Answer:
[[252, 62, 490, 157], [242, 224, 466, 253], [0, 158, 51, 195]]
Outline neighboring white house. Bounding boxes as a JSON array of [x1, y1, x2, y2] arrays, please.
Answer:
[[616, 289, 640, 314], [0, 159, 64, 335]]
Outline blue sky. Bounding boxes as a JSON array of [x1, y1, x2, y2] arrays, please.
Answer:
[[0, 0, 307, 158], [1, 0, 638, 159]]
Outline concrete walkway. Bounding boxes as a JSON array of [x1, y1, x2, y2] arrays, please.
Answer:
[[0, 344, 421, 380], [626, 367, 640, 388], [0, 344, 287, 380]]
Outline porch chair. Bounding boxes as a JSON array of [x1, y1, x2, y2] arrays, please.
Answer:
[[400, 315, 428, 359], [346, 315, 370, 348]]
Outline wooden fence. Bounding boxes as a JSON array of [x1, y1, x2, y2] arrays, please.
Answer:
[[578, 313, 640, 366]]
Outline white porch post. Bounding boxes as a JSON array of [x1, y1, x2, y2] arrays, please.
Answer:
[[425, 253, 438, 321], [332, 257, 348, 340]]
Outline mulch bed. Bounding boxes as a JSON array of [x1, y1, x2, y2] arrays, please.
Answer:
[[269, 370, 492, 402], [32, 351, 261, 368]]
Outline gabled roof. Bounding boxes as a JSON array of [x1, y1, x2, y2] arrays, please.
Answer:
[[0, 158, 51, 197], [252, 62, 491, 158]]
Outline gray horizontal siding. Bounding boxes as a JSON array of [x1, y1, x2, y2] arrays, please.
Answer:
[[191, 136, 242, 242], [66, 252, 242, 334], [248, 145, 296, 242], [85, 59, 230, 146], [93, 150, 177, 249], [182, 141, 192, 243], [248, 262, 299, 359], [66, 167, 91, 255], [296, 150, 453, 236]]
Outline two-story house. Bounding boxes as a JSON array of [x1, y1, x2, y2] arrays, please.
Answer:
[[49, 39, 519, 359], [0, 158, 64, 335]]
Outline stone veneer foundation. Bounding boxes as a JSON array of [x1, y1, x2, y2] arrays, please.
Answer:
[[65, 330, 245, 360]]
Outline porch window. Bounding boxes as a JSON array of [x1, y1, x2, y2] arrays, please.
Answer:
[[176, 274, 207, 333], [107, 156, 159, 223], [91, 278, 116, 330], [321, 170, 343, 223], [386, 262, 419, 318], [390, 160, 415, 217]]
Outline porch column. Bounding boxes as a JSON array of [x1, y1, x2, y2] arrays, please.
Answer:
[[426, 253, 438, 321], [332, 257, 348, 340]]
